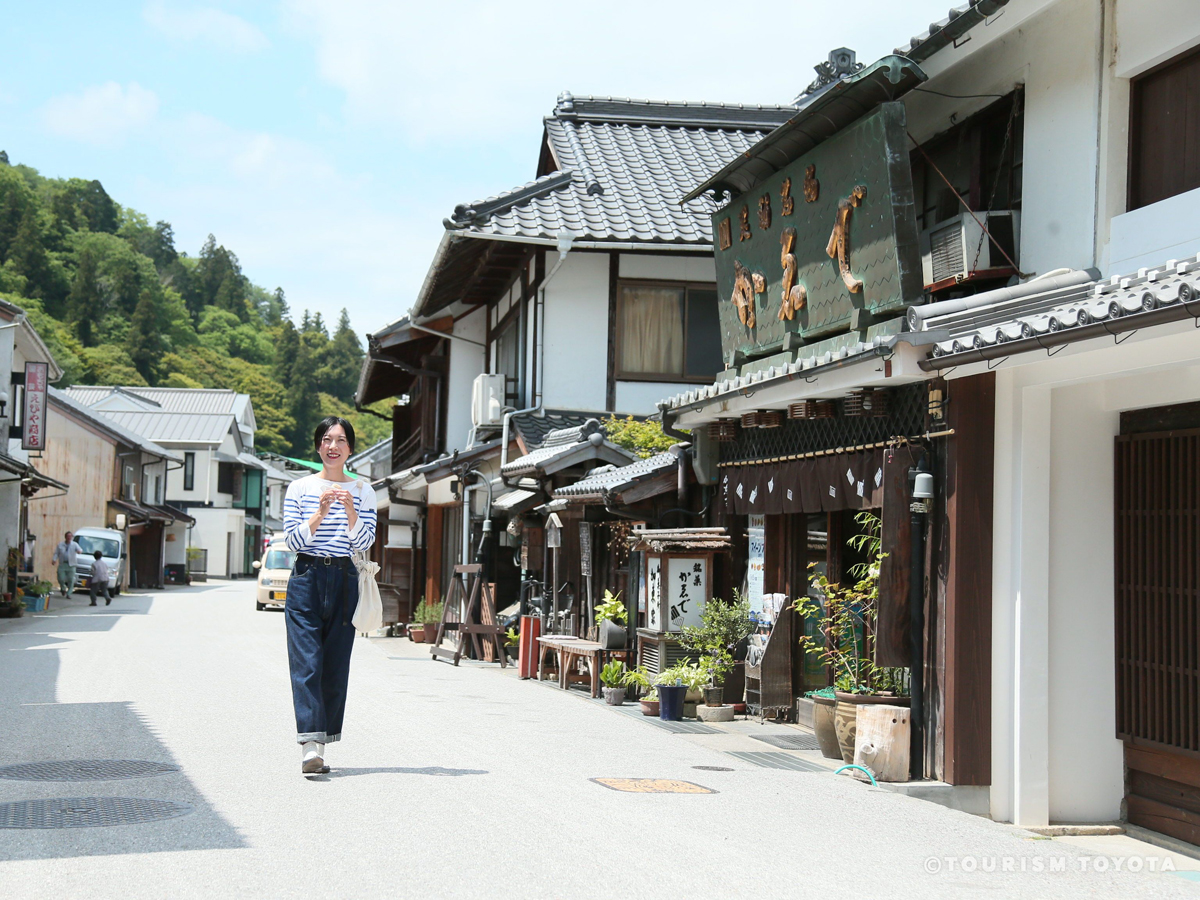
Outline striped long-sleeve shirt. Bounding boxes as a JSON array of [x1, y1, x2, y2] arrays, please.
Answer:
[[283, 474, 377, 558]]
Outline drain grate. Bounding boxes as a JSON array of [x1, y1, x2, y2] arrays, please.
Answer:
[[723, 751, 829, 772], [645, 720, 723, 735], [0, 760, 180, 782], [751, 733, 823, 752], [0, 797, 193, 829]]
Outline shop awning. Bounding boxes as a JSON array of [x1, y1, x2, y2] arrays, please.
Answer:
[[356, 315, 448, 406], [553, 449, 683, 505], [153, 504, 195, 526], [0, 452, 69, 496], [108, 498, 176, 525], [492, 488, 542, 516]]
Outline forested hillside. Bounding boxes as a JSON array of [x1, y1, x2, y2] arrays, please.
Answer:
[[0, 152, 390, 457]]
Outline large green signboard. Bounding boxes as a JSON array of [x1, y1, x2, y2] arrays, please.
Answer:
[[711, 102, 922, 363]]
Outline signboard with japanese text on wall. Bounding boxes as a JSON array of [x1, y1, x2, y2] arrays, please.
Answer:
[[710, 102, 922, 362], [645, 555, 709, 632], [22, 361, 48, 451], [746, 514, 765, 612], [645, 556, 661, 626]]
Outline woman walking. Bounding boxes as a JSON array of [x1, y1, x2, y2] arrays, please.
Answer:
[[283, 416, 377, 774]]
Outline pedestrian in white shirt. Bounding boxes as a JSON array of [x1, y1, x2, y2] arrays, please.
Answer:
[[52, 531, 83, 597], [88, 550, 113, 607]]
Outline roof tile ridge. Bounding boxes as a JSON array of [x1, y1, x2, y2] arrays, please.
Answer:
[[446, 169, 575, 228]]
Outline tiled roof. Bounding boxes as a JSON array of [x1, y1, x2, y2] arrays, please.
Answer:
[[445, 94, 794, 248], [893, 0, 1012, 62], [554, 449, 681, 500], [501, 435, 637, 478], [510, 410, 601, 452], [923, 254, 1200, 364]]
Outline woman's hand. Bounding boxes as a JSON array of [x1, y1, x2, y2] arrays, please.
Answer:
[[338, 488, 358, 531], [307, 488, 338, 537]]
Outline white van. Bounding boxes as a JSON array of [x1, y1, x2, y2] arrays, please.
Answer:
[[73, 527, 126, 594]]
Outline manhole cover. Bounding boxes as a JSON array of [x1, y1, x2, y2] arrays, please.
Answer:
[[0, 760, 180, 782], [751, 733, 823, 752], [591, 778, 716, 794], [693, 765, 735, 772], [0, 797, 193, 828]]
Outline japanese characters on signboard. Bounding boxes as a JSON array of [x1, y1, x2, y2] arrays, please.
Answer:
[[646, 556, 661, 628], [664, 556, 707, 632], [709, 102, 922, 361], [746, 514, 766, 613], [22, 361, 49, 451]]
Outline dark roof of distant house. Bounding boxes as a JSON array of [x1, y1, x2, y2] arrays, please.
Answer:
[[501, 418, 638, 477], [509, 409, 605, 453], [553, 448, 683, 501]]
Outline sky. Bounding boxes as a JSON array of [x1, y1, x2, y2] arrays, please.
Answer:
[[2, 1, 957, 339]]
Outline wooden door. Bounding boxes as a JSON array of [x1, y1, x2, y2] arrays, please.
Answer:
[[1115, 428, 1200, 844]]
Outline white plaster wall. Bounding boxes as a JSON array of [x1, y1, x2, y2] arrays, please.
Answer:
[[614, 381, 680, 415], [188, 507, 245, 578], [542, 252, 610, 412], [618, 254, 715, 283], [1108, 188, 1200, 275], [905, 0, 1102, 276], [1114, 0, 1200, 78], [1046, 381, 1124, 822], [165, 448, 213, 505], [982, 321, 1200, 824], [445, 305, 486, 453]]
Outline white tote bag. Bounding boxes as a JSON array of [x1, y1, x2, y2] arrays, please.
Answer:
[[351, 550, 382, 633], [341, 479, 382, 632]]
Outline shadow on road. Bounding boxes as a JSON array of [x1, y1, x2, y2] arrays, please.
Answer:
[[0, 593, 246, 860], [312, 766, 489, 781]]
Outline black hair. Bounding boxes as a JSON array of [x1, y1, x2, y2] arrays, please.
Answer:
[[93, 550, 102, 559], [313, 416, 355, 455]]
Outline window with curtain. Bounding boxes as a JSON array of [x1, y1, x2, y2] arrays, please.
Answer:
[[617, 282, 722, 381]]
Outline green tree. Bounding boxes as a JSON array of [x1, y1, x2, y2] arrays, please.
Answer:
[[127, 289, 168, 382]]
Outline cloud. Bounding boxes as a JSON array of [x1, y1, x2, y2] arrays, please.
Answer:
[[144, 1, 269, 52], [41, 82, 159, 146], [279, 0, 945, 142]]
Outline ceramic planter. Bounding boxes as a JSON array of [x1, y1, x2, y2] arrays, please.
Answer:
[[409, 625, 425, 643], [658, 685, 686, 721], [833, 692, 911, 763], [598, 619, 627, 649], [602, 687, 626, 706], [640, 699, 660, 717], [703, 686, 724, 707], [811, 696, 843, 759]]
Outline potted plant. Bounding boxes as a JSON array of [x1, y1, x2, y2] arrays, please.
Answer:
[[679, 593, 754, 705], [504, 627, 520, 663], [804, 687, 843, 759], [794, 512, 909, 764], [600, 660, 628, 705], [21, 580, 53, 613], [593, 589, 627, 649], [656, 662, 707, 720], [408, 622, 424, 642], [625, 666, 659, 715], [413, 599, 443, 645]]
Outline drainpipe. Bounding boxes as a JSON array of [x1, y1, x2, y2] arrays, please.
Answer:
[[660, 405, 691, 443], [498, 230, 575, 473], [909, 455, 933, 780]]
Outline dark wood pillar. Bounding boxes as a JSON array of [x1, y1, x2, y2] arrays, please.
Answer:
[[425, 504, 444, 605], [942, 372, 995, 785]]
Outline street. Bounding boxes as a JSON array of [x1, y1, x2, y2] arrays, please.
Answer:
[[0, 580, 1197, 900]]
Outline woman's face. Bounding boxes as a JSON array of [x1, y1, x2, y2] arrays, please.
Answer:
[[317, 424, 351, 469]]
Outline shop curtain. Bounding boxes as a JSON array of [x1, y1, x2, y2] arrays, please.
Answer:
[[721, 449, 885, 516], [618, 284, 684, 376]]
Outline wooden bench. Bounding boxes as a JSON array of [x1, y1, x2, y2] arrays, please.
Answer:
[[536, 636, 632, 698]]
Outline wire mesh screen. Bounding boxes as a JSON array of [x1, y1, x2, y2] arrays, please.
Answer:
[[719, 383, 928, 463]]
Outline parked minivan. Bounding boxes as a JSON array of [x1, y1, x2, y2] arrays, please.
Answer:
[[73, 527, 126, 595], [252, 539, 294, 611]]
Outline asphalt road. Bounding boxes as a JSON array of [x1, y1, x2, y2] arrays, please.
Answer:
[[0, 580, 1197, 899]]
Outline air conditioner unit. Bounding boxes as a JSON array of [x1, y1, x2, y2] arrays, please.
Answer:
[[920, 210, 1021, 287], [471, 373, 507, 428]]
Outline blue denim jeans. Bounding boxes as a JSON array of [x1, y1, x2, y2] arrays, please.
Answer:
[[285, 555, 359, 744]]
